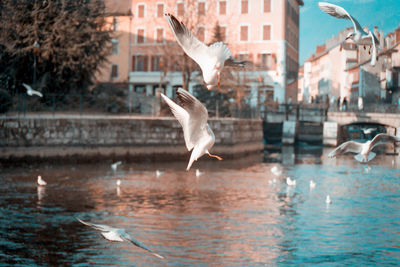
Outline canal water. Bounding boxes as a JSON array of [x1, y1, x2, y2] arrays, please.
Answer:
[[1, 148, 399, 266]]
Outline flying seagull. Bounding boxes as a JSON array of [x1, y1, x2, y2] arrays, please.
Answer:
[[22, 83, 43, 97], [37, 175, 47, 186], [318, 2, 379, 65], [165, 13, 246, 90], [76, 218, 164, 259], [161, 88, 223, 170], [328, 133, 400, 163]]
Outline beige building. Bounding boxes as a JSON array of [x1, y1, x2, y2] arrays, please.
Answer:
[[98, 0, 303, 106]]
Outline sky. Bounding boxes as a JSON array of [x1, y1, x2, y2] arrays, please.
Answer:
[[299, 0, 400, 64]]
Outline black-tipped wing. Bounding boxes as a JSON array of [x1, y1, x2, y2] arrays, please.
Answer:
[[165, 13, 208, 70]]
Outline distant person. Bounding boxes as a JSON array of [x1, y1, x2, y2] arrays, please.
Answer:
[[342, 97, 348, 111], [337, 97, 341, 111], [358, 96, 364, 111]]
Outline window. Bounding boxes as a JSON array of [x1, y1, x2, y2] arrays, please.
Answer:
[[134, 55, 148, 71], [112, 17, 118, 31], [259, 53, 272, 68], [238, 53, 249, 61], [263, 25, 271, 40], [111, 39, 119, 55], [138, 4, 145, 18], [177, 2, 184, 16], [263, 0, 271, 12], [219, 25, 227, 42], [219, 0, 226, 15], [198, 1, 205, 15], [156, 28, 163, 43], [156, 3, 164, 17], [240, 25, 248, 41], [241, 0, 248, 14], [137, 29, 145, 43], [197, 26, 205, 42], [151, 55, 161, 71], [111, 64, 118, 78]]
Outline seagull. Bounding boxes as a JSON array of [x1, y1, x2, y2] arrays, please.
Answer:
[[161, 88, 222, 170], [195, 169, 203, 177], [116, 179, 121, 186], [361, 128, 376, 135], [328, 133, 400, 163], [111, 161, 122, 172], [37, 175, 47, 186], [318, 2, 380, 65], [76, 218, 164, 259], [22, 83, 43, 97], [326, 195, 332, 204], [156, 170, 164, 177], [271, 166, 283, 176], [286, 177, 296, 186], [165, 13, 246, 90], [309, 180, 316, 189]]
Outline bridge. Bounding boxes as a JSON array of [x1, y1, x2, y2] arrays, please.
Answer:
[[262, 104, 400, 146]]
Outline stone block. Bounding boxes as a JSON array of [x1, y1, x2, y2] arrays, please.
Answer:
[[282, 121, 296, 145], [323, 122, 338, 147]]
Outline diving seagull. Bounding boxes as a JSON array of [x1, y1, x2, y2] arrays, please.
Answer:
[[318, 2, 380, 65], [37, 175, 47, 186], [328, 133, 400, 163], [165, 13, 246, 90], [22, 83, 43, 97], [111, 161, 121, 172], [77, 218, 164, 259], [161, 88, 223, 170]]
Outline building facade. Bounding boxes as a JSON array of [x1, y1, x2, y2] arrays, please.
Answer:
[[98, 0, 303, 106]]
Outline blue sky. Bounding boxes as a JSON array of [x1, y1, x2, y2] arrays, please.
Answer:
[[299, 0, 400, 64]]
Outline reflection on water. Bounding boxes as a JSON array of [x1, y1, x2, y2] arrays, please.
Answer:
[[1, 149, 400, 266]]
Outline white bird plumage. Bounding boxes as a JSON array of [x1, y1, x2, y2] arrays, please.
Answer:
[[111, 161, 121, 172], [328, 133, 400, 163], [22, 83, 43, 97], [165, 13, 245, 90], [37, 175, 47, 186], [156, 170, 164, 177], [161, 88, 222, 170], [318, 2, 380, 66], [271, 166, 283, 176], [326, 195, 332, 204], [286, 177, 296, 186], [76, 218, 164, 259], [195, 169, 203, 177], [309, 180, 316, 189]]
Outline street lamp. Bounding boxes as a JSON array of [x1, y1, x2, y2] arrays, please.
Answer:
[[33, 40, 40, 85]]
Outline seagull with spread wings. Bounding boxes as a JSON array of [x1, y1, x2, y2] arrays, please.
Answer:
[[22, 83, 43, 97], [161, 88, 222, 170], [165, 13, 245, 90], [318, 2, 380, 66], [328, 133, 400, 163], [77, 218, 164, 259]]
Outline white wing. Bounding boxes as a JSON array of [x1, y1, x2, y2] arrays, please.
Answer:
[[121, 231, 165, 259], [328, 141, 363, 157], [318, 2, 364, 34], [370, 133, 400, 150], [368, 31, 377, 66], [161, 93, 193, 150], [165, 13, 210, 71], [23, 83, 43, 97], [76, 218, 115, 232]]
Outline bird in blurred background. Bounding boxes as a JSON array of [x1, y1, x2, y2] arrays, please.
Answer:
[[22, 83, 43, 97]]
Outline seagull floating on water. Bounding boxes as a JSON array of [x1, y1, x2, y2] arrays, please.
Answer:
[[22, 83, 43, 97], [286, 177, 296, 186], [156, 170, 164, 177], [76, 218, 164, 259], [116, 179, 121, 186], [111, 161, 121, 172], [161, 88, 223, 170], [318, 2, 379, 65], [361, 128, 377, 135], [37, 175, 47, 186], [309, 180, 316, 189], [328, 133, 400, 163], [196, 169, 203, 177], [271, 166, 283, 176], [326, 195, 332, 204], [165, 13, 246, 90]]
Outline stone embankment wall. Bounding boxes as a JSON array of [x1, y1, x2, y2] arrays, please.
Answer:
[[0, 115, 263, 162]]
